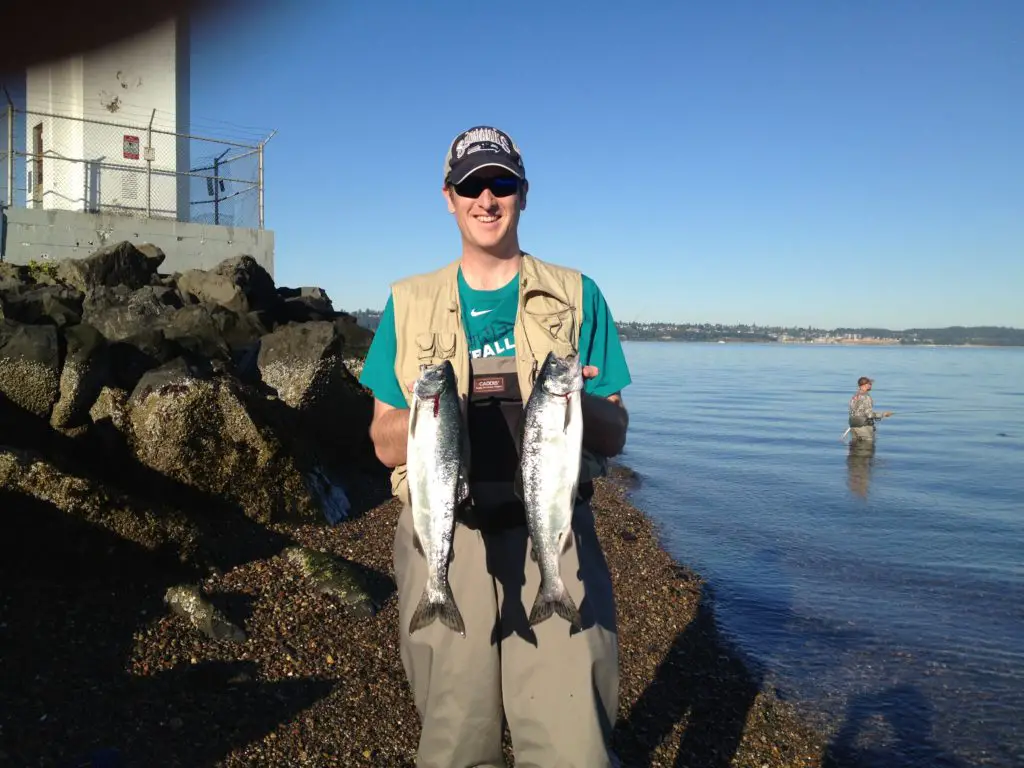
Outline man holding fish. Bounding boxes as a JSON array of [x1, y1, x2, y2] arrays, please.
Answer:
[[360, 125, 631, 768]]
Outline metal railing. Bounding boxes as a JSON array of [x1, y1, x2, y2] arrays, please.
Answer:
[[2, 102, 273, 230]]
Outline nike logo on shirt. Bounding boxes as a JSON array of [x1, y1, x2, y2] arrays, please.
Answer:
[[470, 308, 493, 317]]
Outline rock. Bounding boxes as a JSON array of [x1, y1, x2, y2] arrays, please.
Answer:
[[0, 320, 60, 419], [51, 323, 111, 435], [164, 584, 247, 643], [257, 321, 340, 409], [0, 285, 83, 327], [213, 255, 278, 312], [256, 321, 373, 463], [279, 296, 335, 324], [55, 241, 160, 292], [87, 385, 133, 456], [333, 313, 373, 360], [283, 546, 376, 616], [126, 359, 333, 524], [135, 243, 167, 268], [177, 270, 248, 314], [0, 262, 27, 287], [83, 285, 180, 342], [0, 445, 199, 561], [159, 304, 233, 362], [106, 329, 184, 393]]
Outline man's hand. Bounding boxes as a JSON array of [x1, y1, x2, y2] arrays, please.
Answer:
[[883, 411, 894, 418], [578, 365, 629, 457], [369, 399, 411, 468]]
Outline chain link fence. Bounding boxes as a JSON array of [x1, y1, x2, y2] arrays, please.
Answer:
[[2, 105, 266, 229]]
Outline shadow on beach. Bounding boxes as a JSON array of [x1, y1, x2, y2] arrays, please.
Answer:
[[613, 590, 760, 768], [0, 489, 347, 767]]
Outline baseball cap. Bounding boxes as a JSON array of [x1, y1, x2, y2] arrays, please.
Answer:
[[858, 376, 874, 386], [443, 126, 526, 185]]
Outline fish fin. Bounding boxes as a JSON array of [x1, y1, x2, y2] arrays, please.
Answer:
[[408, 583, 466, 637], [528, 582, 582, 633], [564, 399, 572, 433], [412, 532, 424, 556], [528, 543, 539, 563], [457, 465, 471, 507], [409, 395, 419, 436], [560, 528, 574, 554]]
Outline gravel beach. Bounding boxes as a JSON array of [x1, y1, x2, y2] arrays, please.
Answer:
[[2, 468, 829, 767]]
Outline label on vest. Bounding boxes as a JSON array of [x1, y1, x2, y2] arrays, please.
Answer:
[[473, 375, 507, 396]]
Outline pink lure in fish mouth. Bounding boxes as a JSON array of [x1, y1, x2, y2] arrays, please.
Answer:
[[433, 394, 441, 417]]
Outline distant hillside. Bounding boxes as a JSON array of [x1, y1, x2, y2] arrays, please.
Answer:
[[836, 326, 1024, 346], [343, 311, 1024, 347]]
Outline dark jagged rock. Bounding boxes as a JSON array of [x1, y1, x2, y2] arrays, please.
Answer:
[[125, 357, 342, 524], [84, 285, 180, 342], [0, 285, 84, 326], [0, 262, 27, 292], [107, 329, 185, 393], [177, 269, 249, 314], [0, 445, 200, 564], [56, 240, 162, 292], [213, 254, 279, 313], [257, 320, 374, 463], [51, 322, 110, 434], [0, 242, 378, 639], [159, 304, 234, 362], [0, 320, 61, 419]]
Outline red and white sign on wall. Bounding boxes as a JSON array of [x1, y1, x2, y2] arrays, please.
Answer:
[[123, 135, 140, 160]]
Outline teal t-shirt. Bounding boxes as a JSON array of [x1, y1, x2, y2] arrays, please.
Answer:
[[359, 269, 632, 409]]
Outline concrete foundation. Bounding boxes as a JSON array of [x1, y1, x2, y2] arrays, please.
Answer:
[[1, 207, 274, 276]]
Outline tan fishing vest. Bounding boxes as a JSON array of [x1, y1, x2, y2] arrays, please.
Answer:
[[389, 253, 606, 506]]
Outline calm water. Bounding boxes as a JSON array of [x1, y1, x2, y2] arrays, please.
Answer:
[[619, 342, 1024, 768]]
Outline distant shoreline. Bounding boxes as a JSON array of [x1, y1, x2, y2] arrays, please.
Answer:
[[619, 339, 1023, 349]]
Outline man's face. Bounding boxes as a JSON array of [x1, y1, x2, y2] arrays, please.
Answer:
[[444, 167, 527, 253]]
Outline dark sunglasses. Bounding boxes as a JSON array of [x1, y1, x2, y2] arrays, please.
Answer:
[[452, 175, 520, 198]]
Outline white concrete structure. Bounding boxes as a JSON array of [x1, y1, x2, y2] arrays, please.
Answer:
[[24, 16, 190, 219]]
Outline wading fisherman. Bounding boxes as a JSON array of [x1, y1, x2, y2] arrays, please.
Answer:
[[847, 376, 893, 442], [359, 125, 632, 768]]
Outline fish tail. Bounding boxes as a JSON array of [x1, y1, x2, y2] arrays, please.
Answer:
[[408, 582, 466, 637], [528, 581, 583, 633]]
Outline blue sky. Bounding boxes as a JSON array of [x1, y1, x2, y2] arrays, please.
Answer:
[[19, 1, 1024, 328]]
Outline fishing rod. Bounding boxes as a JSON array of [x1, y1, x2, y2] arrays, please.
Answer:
[[838, 406, 1019, 441], [887, 407, 1019, 415]]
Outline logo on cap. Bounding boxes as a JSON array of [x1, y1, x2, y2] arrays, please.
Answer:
[[445, 125, 525, 184], [454, 127, 512, 159]]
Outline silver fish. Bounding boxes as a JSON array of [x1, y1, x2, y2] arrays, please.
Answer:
[[519, 350, 585, 633], [406, 359, 469, 637]]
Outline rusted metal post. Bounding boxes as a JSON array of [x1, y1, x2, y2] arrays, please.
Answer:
[[146, 108, 155, 217], [257, 140, 264, 229], [5, 99, 14, 208]]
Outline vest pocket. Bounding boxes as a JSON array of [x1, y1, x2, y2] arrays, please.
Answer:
[[435, 332, 458, 359], [414, 332, 458, 365], [530, 309, 579, 358], [522, 291, 579, 359]]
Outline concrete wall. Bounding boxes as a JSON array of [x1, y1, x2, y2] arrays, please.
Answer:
[[1, 207, 274, 277]]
